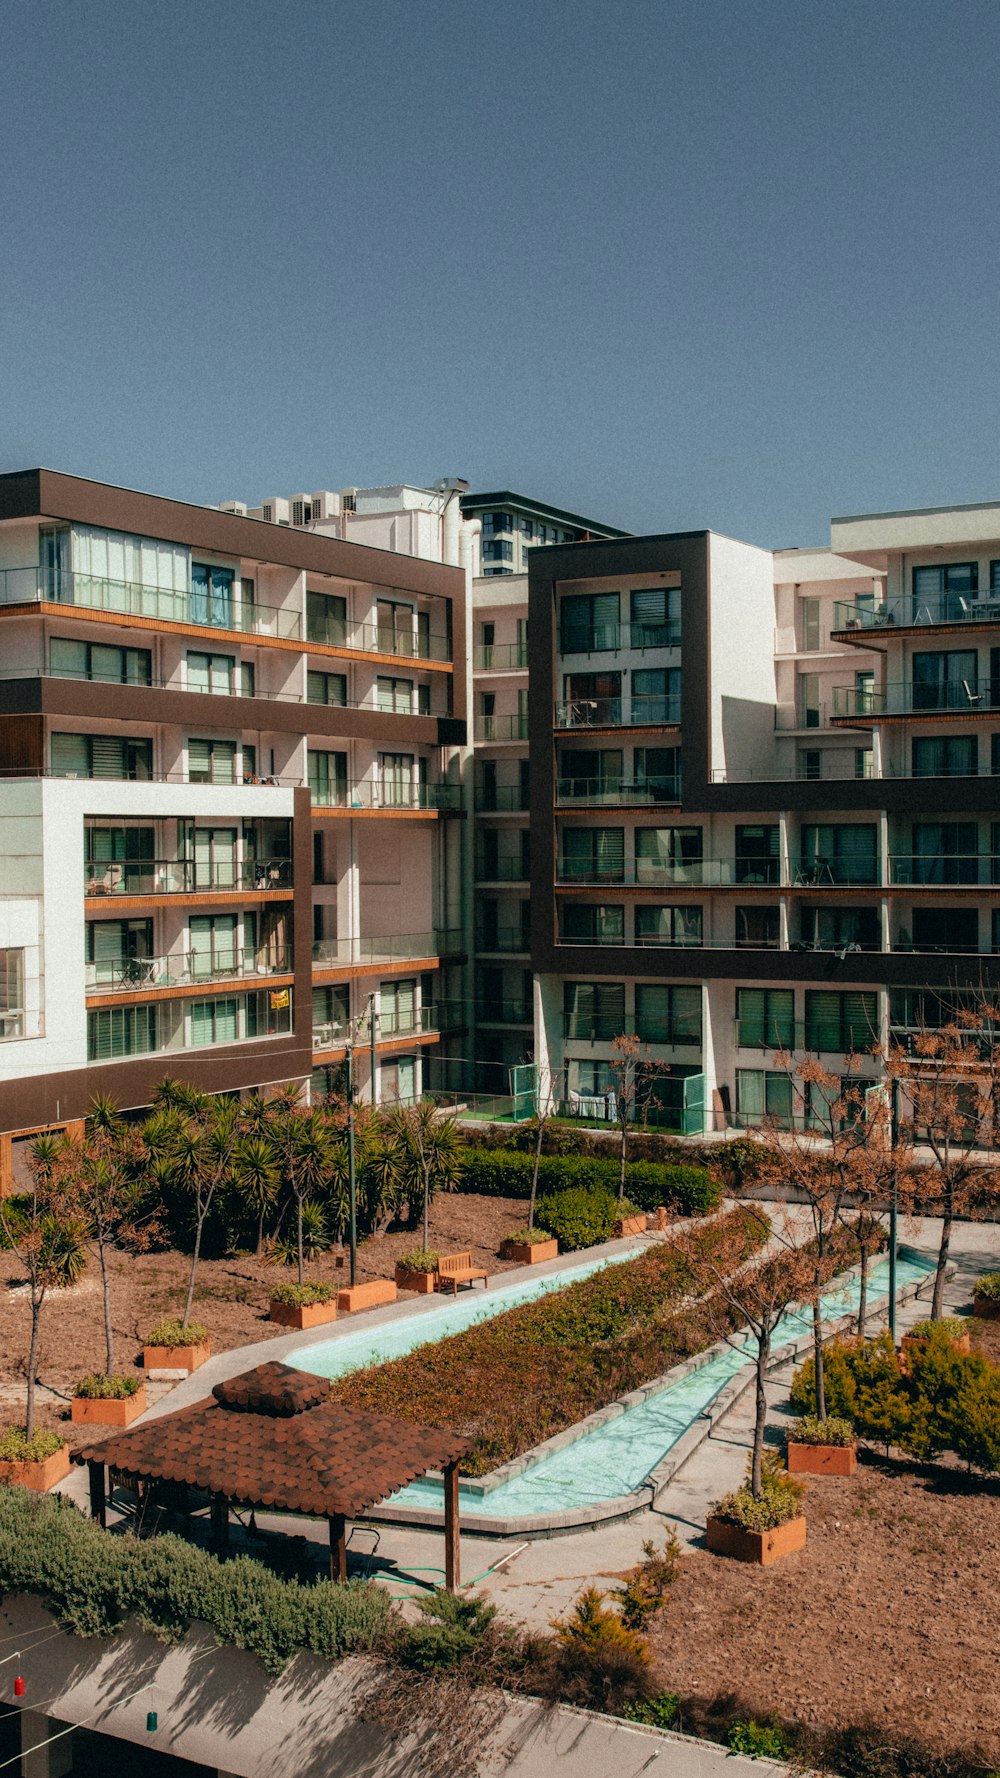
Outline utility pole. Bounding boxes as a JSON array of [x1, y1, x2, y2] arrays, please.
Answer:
[[346, 1041, 357, 1286], [888, 1077, 899, 1344], [368, 990, 378, 1109]]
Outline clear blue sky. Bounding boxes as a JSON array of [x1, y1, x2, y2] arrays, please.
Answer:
[[2, 0, 999, 547]]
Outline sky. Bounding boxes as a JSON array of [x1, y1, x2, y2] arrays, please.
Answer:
[[2, 0, 1000, 549]]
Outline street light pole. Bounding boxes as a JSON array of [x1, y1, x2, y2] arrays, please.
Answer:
[[368, 990, 378, 1109], [346, 1041, 357, 1287], [888, 1078, 899, 1345]]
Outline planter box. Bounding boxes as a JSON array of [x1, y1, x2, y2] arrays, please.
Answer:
[[268, 1298, 338, 1330], [615, 1214, 648, 1238], [0, 1445, 71, 1492], [787, 1439, 857, 1476], [500, 1238, 559, 1265], [706, 1512, 807, 1566], [394, 1267, 437, 1293], [337, 1279, 397, 1313], [143, 1338, 211, 1378], [973, 1296, 1000, 1321], [71, 1385, 147, 1428], [901, 1329, 971, 1365]]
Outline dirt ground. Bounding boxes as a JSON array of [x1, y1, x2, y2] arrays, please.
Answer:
[[650, 1455, 1000, 1764], [0, 1192, 527, 1445]]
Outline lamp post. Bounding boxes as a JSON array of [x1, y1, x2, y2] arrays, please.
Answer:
[[345, 1040, 357, 1287], [368, 990, 378, 1108], [888, 1077, 899, 1345]]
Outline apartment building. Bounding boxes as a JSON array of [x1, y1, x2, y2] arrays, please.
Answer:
[[0, 469, 467, 1182], [460, 491, 628, 577], [526, 504, 1000, 1133]]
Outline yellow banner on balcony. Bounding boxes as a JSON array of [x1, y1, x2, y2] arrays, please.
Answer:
[[269, 988, 290, 1010]]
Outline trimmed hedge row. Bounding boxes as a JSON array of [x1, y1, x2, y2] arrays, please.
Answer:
[[458, 1148, 720, 1215], [0, 1489, 392, 1674], [533, 1186, 623, 1252]]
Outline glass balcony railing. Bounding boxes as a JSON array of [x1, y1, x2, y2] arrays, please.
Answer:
[[562, 1015, 700, 1047], [556, 775, 681, 806], [477, 998, 534, 1025], [833, 595, 1000, 633], [474, 783, 529, 811], [309, 778, 462, 812], [311, 929, 463, 969], [475, 856, 530, 882], [554, 696, 680, 729], [559, 620, 681, 654], [87, 989, 292, 1062], [86, 946, 293, 993], [734, 1017, 877, 1054], [474, 641, 530, 671], [475, 926, 531, 952], [0, 568, 301, 640], [474, 714, 530, 741], [556, 857, 780, 887], [833, 679, 998, 719], [889, 853, 999, 887], [84, 857, 292, 896]]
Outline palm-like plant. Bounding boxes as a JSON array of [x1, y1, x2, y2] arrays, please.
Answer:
[[386, 1102, 464, 1251], [150, 1084, 242, 1328], [0, 1133, 88, 1436], [229, 1133, 281, 1255], [271, 1101, 339, 1283]]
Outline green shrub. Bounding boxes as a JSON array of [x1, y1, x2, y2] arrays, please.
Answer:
[[716, 1138, 780, 1186], [401, 1590, 497, 1672], [0, 1490, 393, 1675], [501, 1227, 554, 1247], [790, 1412, 855, 1447], [713, 1451, 806, 1532], [615, 1533, 681, 1629], [623, 1691, 680, 1728], [396, 1248, 439, 1273], [974, 1271, 1000, 1304], [0, 1428, 65, 1462], [457, 1148, 720, 1215], [269, 1280, 337, 1306], [621, 1162, 720, 1215], [73, 1374, 141, 1400], [550, 1587, 652, 1711], [728, 1718, 790, 1760], [146, 1318, 208, 1347], [534, 1186, 619, 1251], [908, 1316, 966, 1340]]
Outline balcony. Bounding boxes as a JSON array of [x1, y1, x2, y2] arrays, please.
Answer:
[[833, 595, 1000, 636], [84, 857, 292, 897], [554, 696, 680, 730], [477, 998, 533, 1026], [832, 679, 997, 721], [556, 857, 780, 888], [474, 784, 529, 811], [474, 714, 530, 742], [562, 1015, 700, 1048], [311, 929, 463, 970], [475, 926, 531, 953], [86, 946, 293, 994], [87, 988, 293, 1062], [475, 856, 530, 883], [309, 778, 462, 813], [307, 618, 452, 664], [474, 642, 529, 671], [559, 620, 681, 655], [556, 775, 681, 807], [0, 568, 301, 640], [889, 853, 998, 887], [734, 1018, 878, 1053]]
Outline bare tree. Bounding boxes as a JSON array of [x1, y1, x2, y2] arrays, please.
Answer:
[[0, 1134, 87, 1435], [527, 1062, 561, 1232], [608, 1034, 671, 1202]]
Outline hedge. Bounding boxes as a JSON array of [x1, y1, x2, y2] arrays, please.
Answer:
[[534, 1186, 621, 1251], [458, 1149, 720, 1215], [0, 1489, 393, 1674]]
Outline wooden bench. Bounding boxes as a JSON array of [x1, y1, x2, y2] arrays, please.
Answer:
[[437, 1251, 489, 1294], [337, 1278, 398, 1313]]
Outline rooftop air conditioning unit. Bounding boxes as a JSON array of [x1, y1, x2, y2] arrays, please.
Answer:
[[311, 492, 338, 522], [341, 488, 358, 513], [261, 497, 290, 527], [291, 496, 313, 528], [218, 501, 247, 516]]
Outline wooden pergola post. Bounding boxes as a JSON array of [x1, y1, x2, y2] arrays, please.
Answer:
[[211, 1492, 229, 1553], [328, 1513, 348, 1583], [87, 1461, 106, 1528], [443, 1460, 460, 1592]]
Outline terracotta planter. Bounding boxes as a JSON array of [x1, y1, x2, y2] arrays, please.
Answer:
[[901, 1329, 971, 1366], [0, 1445, 71, 1492], [337, 1278, 397, 1313], [787, 1439, 857, 1476], [143, 1338, 211, 1376], [706, 1512, 807, 1566], [500, 1238, 559, 1264], [268, 1298, 337, 1329], [973, 1295, 1000, 1321], [615, 1213, 648, 1238], [71, 1385, 147, 1427], [394, 1267, 437, 1293]]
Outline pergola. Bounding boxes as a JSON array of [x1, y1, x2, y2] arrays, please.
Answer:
[[72, 1361, 469, 1588]]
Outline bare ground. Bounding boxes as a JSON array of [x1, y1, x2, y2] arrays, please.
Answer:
[[649, 1457, 1000, 1765], [0, 1192, 527, 1445]]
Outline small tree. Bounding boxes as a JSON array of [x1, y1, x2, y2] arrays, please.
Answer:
[[386, 1101, 463, 1251], [527, 1063, 561, 1233], [58, 1095, 162, 1375], [149, 1080, 242, 1328], [267, 1094, 338, 1283], [608, 1034, 671, 1202], [0, 1134, 87, 1436]]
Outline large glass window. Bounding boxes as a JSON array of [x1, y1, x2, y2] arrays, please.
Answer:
[[560, 903, 625, 945], [633, 747, 681, 801], [558, 749, 623, 801], [912, 734, 977, 777], [909, 908, 979, 953], [635, 984, 702, 1045], [912, 820, 978, 885], [736, 906, 780, 948], [50, 638, 151, 685], [736, 1069, 794, 1127], [307, 750, 348, 806], [735, 825, 779, 884], [377, 675, 414, 713], [306, 591, 347, 646], [912, 562, 978, 622], [563, 980, 625, 1041], [560, 827, 624, 883], [189, 915, 238, 978], [804, 991, 878, 1053], [190, 564, 234, 628], [307, 670, 348, 706], [632, 667, 680, 724], [799, 823, 877, 885], [186, 652, 254, 697], [912, 650, 979, 710], [562, 671, 622, 725], [380, 977, 416, 1036], [0, 949, 25, 1038], [188, 738, 237, 784], [800, 906, 880, 950], [52, 733, 152, 780], [560, 591, 620, 653], [635, 826, 702, 883], [86, 920, 154, 986], [634, 904, 702, 947], [736, 988, 795, 1049], [630, 586, 680, 647], [189, 996, 239, 1047], [87, 1004, 158, 1060]]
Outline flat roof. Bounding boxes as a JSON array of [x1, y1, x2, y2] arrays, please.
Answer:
[[461, 489, 629, 536]]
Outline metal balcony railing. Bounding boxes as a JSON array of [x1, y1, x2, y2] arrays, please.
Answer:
[[833, 595, 1000, 633], [558, 620, 681, 654], [556, 775, 682, 806], [556, 857, 780, 888], [0, 568, 302, 640], [474, 641, 530, 671], [305, 617, 452, 663], [562, 1015, 701, 1047], [833, 679, 998, 720], [86, 946, 293, 993], [733, 1018, 878, 1053], [554, 696, 681, 729], [309, 778, 462, 812], [84, 857, 292, 896], [474, 713, 530, 741], [474, 783, 529, 811], [311, 928, 463, 969], [889, 853, 999, 887]]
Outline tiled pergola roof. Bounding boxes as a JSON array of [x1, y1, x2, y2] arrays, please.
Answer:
[[72, 1361, 468, 1519]]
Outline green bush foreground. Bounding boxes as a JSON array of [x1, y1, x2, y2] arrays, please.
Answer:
[[458, 1148, 720, 1215]]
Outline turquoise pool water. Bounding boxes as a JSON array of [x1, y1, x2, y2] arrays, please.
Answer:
[[288, 1245, 637, 1381], [384, 1249, 935, 1519]]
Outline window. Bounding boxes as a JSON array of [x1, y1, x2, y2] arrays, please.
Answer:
[[50, 638, 151, 685], [186, 652, 253, 697], [635, 826, 702, 882], [855, 748, 874, 779], [563, 671, 622, 724], [910, 908, 978, 953], [0, 949, 25, 1038], [799, 749, 822, 781], [563, 980, 625, 1041], [560, 903, 625, 945], [559, 592, 620, 652], [558, 749, 623, 801], [912, 650, 979, 710], [308, 750, 348, 806], [313, 984, 350, 1039], [85, 825, 155, 894], [52, 733, 152, 780], [188, 826, 237, 890], [380, 977, 416, 1037], [481, 540, 514, 563], [913, 562, 978, 621], [911, 820, 978, 885], [801, 599, 821, 652], [798, 673, 821, 727], [737, 1070, 794, 1127], [189, 996, 239, 1047], [736, 988, 794, 1049], [191, 564, 234, 628], [87, 1004, 158, 1060], [572, 1059, 615, 1098], [804, 991, 878, 1054], [635, 983, 701, 1046], [307, 670, 348, 706], [189, 915, 238, 978], [632, 667, 680, 724], [634, 905, 702, 947], [377, 676, 413, 713], [735, 825, 779, 885], [560, 827, 624, 883], [736, 905, 780, 948], [800, 906, 880, 950], [912, 734, 977, 777], [188, 738, 237, 784], [633, 747, 681, 801], [377, 599, 422, 655], [306, 591, 347, 646], [799, 823, 877, 884], [630, 586, 680, 647], [379, 752, 414, 806], [39, 524, 70, 599], [86, 920, 153, 986]]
